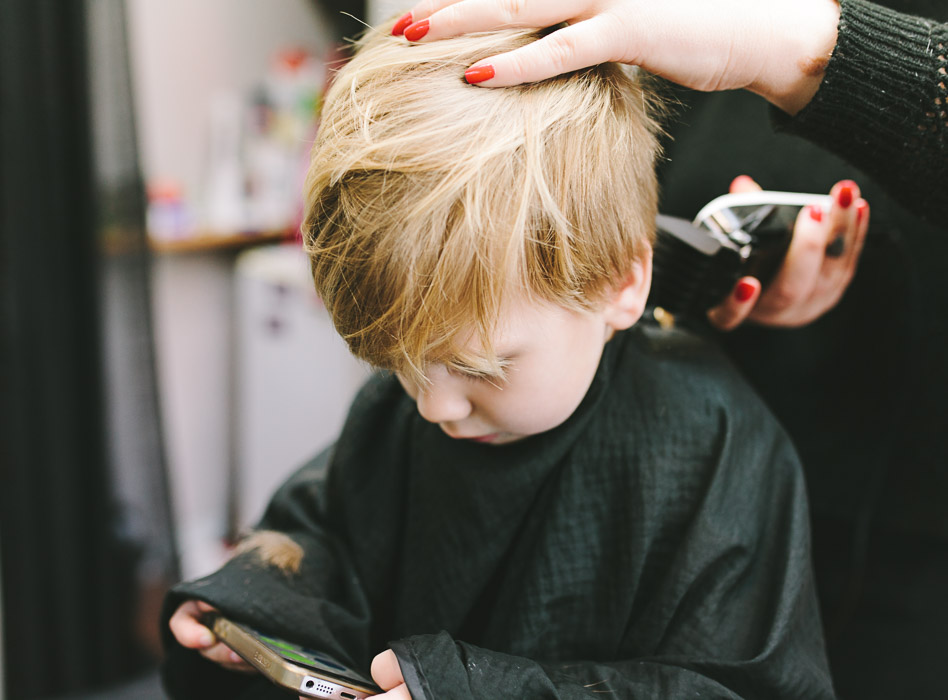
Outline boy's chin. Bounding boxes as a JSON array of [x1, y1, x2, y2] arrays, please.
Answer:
[[442, 429, 522, 445]]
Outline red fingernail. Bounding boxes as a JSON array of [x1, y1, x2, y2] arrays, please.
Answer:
[[808, 204, 823, 222], [856, 200, 868, 224], [464, 64, 495, 84], [392, 12, 412, 36], [836, 181, 856, 208], [735, 280, 755, 303], [404, 19, 429, 41]]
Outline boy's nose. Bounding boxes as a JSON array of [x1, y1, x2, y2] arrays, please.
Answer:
[[414, 368, 472, 425]]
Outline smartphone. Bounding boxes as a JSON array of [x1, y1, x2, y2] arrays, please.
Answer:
[[204, 612, 382, 699]]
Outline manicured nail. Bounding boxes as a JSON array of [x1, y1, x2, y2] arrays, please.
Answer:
[[856, 200, 868, 224], [392, 12, 412, 36], [808, 204, 823, 222], [464, 64, 495, 84], [735, 280, 755, 303], [404, 19, 429, 41], [836, 181, 856, 208], [825, 236, 845, 258]]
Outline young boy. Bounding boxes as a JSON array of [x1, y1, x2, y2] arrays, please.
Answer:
[[162, 21, 835, 699]]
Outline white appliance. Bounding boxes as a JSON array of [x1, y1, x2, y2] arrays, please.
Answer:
[[233, 243, 369, 531]]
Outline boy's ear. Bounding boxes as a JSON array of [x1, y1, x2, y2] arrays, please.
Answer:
[[603, 251, 652, 332]]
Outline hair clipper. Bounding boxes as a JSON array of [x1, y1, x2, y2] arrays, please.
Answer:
[[648, 191, 831, 318]]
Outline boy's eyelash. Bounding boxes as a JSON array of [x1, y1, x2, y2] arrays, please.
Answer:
[[448, 359, 512, 383]]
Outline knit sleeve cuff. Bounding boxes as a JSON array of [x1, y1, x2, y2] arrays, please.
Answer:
[[771, 0, 947, 220], [774, 0, 944, 155]]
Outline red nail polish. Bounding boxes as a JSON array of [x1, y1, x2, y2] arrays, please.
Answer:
[[808, 204, 823, 222], [836, 181, 856, 208], [392, 12, 412, 36], [735, 280, 755, 303], [464, 65, 495, 84], [404, 19, 429, 41]]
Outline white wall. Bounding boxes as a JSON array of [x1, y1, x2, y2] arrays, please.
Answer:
[[233, 245, 369, 529], [368, 0, 409, 24], [150, 252, 237, 577], [126, 0, 333, 207], [126, 0, 345, 579]]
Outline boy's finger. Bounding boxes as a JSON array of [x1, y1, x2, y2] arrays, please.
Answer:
[[194, 600, 218, 613], [370, 683, 413, 700], [199, 643, 238, 666], [200, 644, 257, 673], [169, 601, 216, 648], [707, 277, 760, 331], [459, 18, 619, 86], [371, 649, 405, 690]]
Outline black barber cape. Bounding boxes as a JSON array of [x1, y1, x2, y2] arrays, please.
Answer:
[[161, 323, 834, 699]]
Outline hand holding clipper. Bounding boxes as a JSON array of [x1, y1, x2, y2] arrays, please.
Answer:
[[649, 178, 869, 329]]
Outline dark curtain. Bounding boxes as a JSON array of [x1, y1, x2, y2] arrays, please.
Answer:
[[317, 0, 367, 40], [0, 1, 177, 697]]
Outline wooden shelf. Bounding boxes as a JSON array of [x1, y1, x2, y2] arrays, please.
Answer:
[[148, 229, 294, 254]]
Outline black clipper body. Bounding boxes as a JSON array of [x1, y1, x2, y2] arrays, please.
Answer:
[[648, 191, 830, 317]]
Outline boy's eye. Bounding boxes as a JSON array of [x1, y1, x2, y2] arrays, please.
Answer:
[[447, 360, 512, 385], [448, 367, 491, 382]]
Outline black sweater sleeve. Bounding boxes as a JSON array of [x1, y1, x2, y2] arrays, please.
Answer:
[[774, 0, 947, 221]]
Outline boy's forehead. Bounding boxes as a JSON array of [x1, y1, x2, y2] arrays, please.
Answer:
[[446, 294, 584, 359]]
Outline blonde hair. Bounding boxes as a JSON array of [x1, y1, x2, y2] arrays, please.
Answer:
[[302, 20, 663, 384]]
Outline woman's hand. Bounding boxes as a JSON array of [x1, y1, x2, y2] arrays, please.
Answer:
[[707, 176, 869, 330], [168, 600, 256, 673], [394, 0, 840, 114]]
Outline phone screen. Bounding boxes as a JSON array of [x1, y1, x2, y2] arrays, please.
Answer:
[[253, 628, 376, 689]]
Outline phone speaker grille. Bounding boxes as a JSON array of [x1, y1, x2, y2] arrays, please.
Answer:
[[301, 675, 338, 697]]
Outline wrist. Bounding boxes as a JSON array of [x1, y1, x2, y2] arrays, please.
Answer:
[[749, 0, 841, 114]]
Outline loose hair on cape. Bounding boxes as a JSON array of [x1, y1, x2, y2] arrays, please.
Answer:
[[302, 18, 664, 384]]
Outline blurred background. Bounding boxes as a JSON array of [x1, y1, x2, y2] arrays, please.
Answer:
[[0, 1, 405, 697]]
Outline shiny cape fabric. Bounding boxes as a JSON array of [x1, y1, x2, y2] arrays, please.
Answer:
[[161, 323, 834, 699]]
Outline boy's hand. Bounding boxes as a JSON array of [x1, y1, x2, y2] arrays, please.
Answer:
[[168, 600, 256, 673], [707, 175, 869, 330], [299, 650, 410, 699], [367, 649, 411, 698]]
